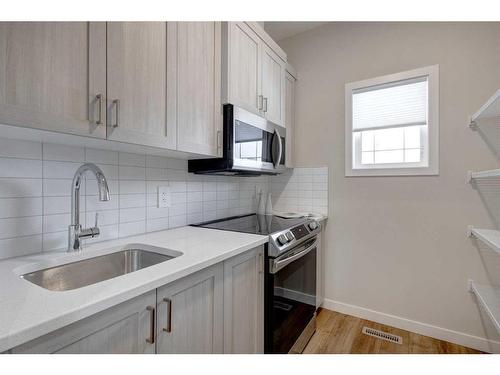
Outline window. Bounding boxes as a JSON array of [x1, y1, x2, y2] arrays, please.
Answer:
[[345, 65, 439, 176]]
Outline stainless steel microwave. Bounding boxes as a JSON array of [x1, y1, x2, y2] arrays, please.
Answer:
[[188, 104, 286, 176]]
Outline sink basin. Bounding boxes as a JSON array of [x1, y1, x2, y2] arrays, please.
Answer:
[[21, 247, 180, 291]]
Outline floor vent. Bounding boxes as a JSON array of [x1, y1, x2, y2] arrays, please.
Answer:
[[362, 327, 403, 345]]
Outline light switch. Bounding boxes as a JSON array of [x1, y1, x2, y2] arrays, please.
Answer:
[[158, 186, 171, 208]]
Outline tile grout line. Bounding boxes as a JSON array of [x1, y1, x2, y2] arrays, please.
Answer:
[[41, 143, 45, 252]]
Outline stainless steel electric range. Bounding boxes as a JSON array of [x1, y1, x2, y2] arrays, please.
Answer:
[[192, 213, 321, 354]]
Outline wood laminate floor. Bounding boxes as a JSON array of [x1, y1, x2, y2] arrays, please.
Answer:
[[302, 309, 484, 354]]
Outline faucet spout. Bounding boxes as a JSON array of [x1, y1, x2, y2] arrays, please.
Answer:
[[68, 163, 110, 252]]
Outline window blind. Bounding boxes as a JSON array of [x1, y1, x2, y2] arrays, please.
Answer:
[[352, 76, 428, 132]]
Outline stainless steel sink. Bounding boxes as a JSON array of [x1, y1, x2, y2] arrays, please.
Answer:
[[22, 248, 180, 291]]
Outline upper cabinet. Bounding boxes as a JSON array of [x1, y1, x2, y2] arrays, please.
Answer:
[[0, 22, 106, 138], [176, 22, 222, 157], [223, 22, 262, 114], [222, 22, 287, 127], [0, 22, 291, 156], [285, 66, 297, 168], [261, 43, 285, 126], [106, 22, 176, 149]]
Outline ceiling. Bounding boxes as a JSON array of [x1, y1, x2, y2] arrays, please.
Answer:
[[263, 22, 329, 42]]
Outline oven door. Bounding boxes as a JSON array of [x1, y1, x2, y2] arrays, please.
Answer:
[[265, 238, 317, 353], [232, 105, 286, 173]]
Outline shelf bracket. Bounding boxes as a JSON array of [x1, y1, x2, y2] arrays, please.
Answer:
[[468, 279, 474, 293], [467, 225, 474, 238], [469, 117, 478, 131], [467, 170, 474, 184]]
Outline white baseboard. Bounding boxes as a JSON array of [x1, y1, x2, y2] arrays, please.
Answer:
[[323, 298, 500, 353]]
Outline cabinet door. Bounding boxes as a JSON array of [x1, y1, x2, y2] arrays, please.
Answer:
[[156, 264, 224, 354], [223, 246, 264, 353], [176, 22, 222, 157], [0, 22, 106, 138], [106, 22, 176, 149], [12, 291, 156, 354], [261, 43, 285, 126], [226, 22, 261, 115], [285, 71, 296, 168]]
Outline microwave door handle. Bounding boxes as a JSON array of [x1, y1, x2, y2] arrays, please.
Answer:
[[270, 239, 317, 274], [273, 129, 283, 168]]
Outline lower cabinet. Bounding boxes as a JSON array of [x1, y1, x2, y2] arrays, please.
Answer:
[[223, 246, 264, 353], [11, 246, 264, 354], [156, 263, 224, 354], [12, 290, 157, 354]]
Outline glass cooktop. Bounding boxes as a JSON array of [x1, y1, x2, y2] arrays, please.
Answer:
[[191, 214, 307, 235]]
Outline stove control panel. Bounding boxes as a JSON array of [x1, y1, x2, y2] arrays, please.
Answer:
[[269, 219, 322, 258]]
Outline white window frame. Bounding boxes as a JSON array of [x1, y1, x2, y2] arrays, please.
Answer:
[[345, 65, 439, 177]]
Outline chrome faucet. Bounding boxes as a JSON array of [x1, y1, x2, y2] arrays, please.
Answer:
[[68, 163, 110, 252]]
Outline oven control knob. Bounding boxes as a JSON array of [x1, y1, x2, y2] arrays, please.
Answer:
[[308, 221, 319, 231], [285, 232, 294, 241], [277, 234, 289, 246]]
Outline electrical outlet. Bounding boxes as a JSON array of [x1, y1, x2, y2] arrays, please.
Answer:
[[158, 186, 171, 208]]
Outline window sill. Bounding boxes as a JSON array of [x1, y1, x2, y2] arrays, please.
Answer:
[[345, 165, 439, 177]]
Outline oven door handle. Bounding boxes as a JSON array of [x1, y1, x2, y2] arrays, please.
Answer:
[[270, 239, 317, 274]]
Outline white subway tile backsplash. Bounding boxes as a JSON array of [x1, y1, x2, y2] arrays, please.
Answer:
[[0, 138, 42, 160], [42, 231, 66, 252], [171, 192, 187, 204], [169, 203, 187, 216], [0, 197, 42, 219], [119, 166, 145, 180], [43, 213, 71, 233], [43, 196, 73, 215], [170, 181, 187, 192], [0, 136, 329, 259], [119, 221, 146, 237], [0, 216, 42, 239], [187, 213, 203, 224], [187, 201, 202, 214], [187, 181, 203, 192], [119, 194, 146, 209], [119, 180, 146, 195], [0, 178, 42, 198], [203, 201, 217, 212], [167, 158, 188, 170], [0, 158, 42, 178], [85, 148, 118, 165], [203, 191, 217, 201], [119, 152, 146, 167], [0, 235, 42, 258], [187, 191, 203, 203], [169, 215, 187, 228], [43, 179, 74, 197], [147, 206, 169, 220], [120, 207, 146, 223], [146, 155, 168, 169], [43, 143, 85, 162], [146, 168, 168, 181], [43, 160, 83, 179], [272, 167, 329, 216], [147, 217, 169, 233]]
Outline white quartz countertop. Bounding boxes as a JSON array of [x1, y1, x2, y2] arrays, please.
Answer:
[[0, 226, 268, 352]]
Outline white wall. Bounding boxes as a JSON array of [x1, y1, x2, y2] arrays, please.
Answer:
[[280, 22, 500, 351], [0, 138, 269, 259]]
